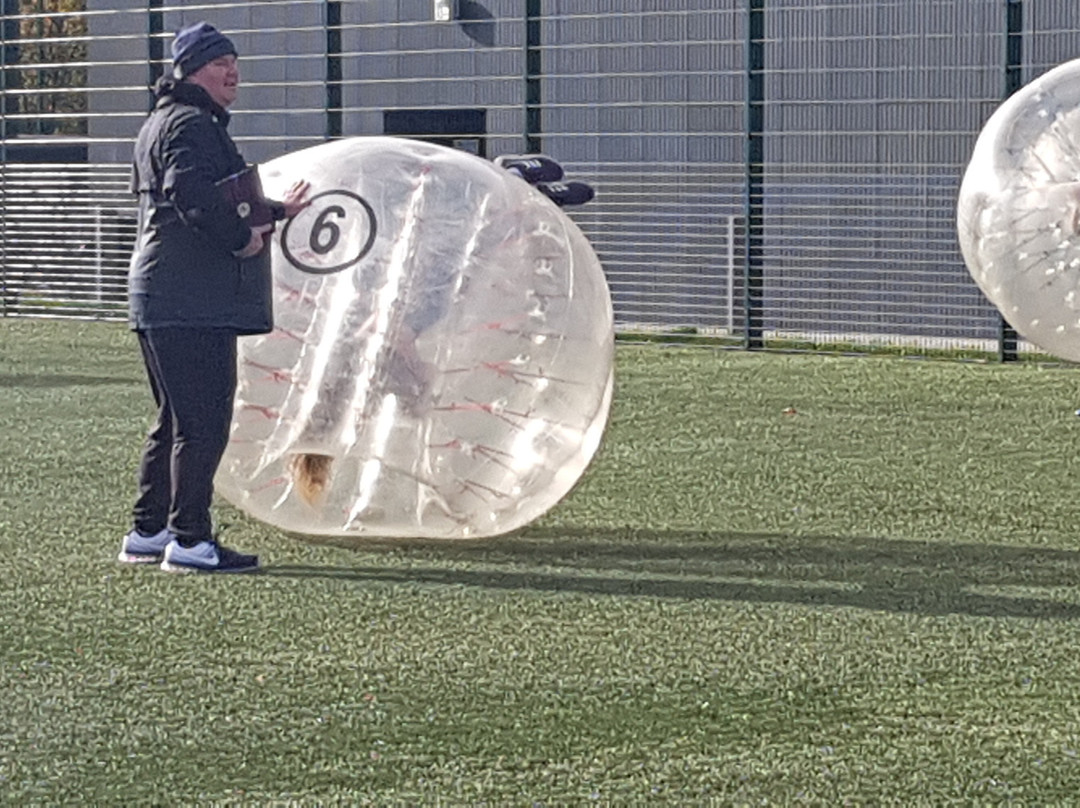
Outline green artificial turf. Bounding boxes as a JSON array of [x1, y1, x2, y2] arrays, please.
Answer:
[[4, 318, 1080, 803]]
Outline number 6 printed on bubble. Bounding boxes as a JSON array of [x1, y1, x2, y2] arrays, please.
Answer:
[[281, 190, 377, 275]]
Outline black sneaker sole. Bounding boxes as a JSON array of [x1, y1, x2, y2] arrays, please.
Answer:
[[160, 561, 260, 574]]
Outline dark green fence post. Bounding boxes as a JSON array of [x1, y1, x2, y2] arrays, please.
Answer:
[[326, 0, 343, 140], [0, 0, 16, 125], [744, 0, 766, 350], [524, 0, 542, 154], [0, 1, 11, 317], [147, 0, 163, 100], [999, 0, 1022, 362]]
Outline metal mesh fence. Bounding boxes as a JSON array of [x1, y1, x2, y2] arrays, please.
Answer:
[[1, 0, 1077, 357], [0, 161, 133, 319], [759, 0, 1002, 351]]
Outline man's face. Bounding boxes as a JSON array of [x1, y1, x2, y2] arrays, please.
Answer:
[[188, 53, 239, 108]]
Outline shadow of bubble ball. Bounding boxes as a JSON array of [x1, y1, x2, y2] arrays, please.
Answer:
[[958, 58, 1080, 362], [214, 137, 614, 539]]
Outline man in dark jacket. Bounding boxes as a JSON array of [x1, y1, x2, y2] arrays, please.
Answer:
[[119, 21, 309, 573]]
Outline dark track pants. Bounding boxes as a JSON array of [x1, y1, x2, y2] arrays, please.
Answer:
[[132, 327, 237, 545]]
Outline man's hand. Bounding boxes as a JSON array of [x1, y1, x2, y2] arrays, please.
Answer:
[[233, 223, 273, 258], [280, 179, 312, 218]]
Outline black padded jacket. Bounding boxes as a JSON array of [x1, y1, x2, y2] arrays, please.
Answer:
[[127, 77, 276, 334]]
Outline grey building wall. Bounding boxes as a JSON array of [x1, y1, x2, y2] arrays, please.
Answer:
[[87, 0, 328, 165], [85, 0, 147, 164], [9, 1, 1080, 349], [340, 0, 523, 150]]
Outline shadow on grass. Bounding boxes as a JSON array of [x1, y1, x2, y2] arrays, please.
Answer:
[[264, 528, 1080, 620], [0, 373, 137, 388]]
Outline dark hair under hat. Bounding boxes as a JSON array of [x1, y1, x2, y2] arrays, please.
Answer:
[[171, 21, 237, 79]]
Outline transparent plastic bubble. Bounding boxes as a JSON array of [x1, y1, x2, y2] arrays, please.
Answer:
[[958, 58, 1080, 361], [215, 137, 614, 539]]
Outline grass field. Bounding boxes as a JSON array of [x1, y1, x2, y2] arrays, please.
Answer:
[[5, 318, 1080, 803]]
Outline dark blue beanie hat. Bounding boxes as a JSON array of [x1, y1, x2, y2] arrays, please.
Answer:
[[171, 22, 236, 79]]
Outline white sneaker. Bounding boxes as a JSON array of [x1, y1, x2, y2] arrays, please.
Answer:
[[160, 539, 260, 574], [118, 527, 174, 564]]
